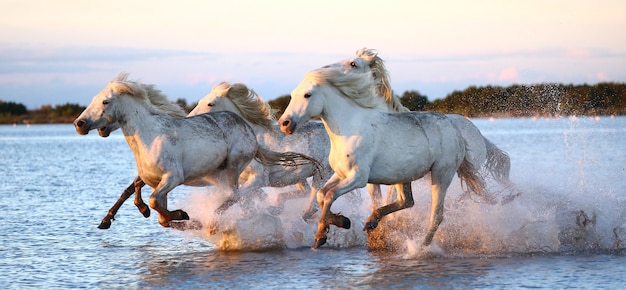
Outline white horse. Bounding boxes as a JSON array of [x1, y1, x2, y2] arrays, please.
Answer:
[[336, 48, 517, 204], [188, 82, 333, 217], [74, 73, 320, 229], [95, 83, 188, 229], [278, 65, 487, 248], [96, 82, 330, 229]]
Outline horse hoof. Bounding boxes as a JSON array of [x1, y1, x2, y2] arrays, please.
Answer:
[[98, 221, 112, 229], [313, 237, 327, 249], [172, 209, 190, 220], [364, 221, 378, 232], [339, 216, 351, 229], [139, 206, 151, 218]]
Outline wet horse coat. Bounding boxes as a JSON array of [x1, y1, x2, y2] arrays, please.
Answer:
[[74, 74, 319, 228], [188, 82, 332, 217], [279, 66, 484, 248]]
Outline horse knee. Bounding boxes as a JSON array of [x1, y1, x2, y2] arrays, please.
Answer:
[[323, 191, 336, 205], [148, 196, 159, 210], [316, 191, 325, 205]]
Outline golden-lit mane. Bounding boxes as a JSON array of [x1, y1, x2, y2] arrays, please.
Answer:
[[213, 82, 274, 131], [355, 48, 409, 112], [305, 64, 387, 110], [108, 73, 186, 117]]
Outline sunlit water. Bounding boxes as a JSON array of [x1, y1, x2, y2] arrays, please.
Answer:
[[1, 117, 625, 288]]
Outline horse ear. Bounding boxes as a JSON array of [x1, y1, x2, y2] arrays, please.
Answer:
[[112, 72, 130, 83], [355, 48, 378, 60]]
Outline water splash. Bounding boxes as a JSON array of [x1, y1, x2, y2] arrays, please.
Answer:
[[175, 117, 626, 256]]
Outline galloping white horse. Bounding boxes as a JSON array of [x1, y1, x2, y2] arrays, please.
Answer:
[[335, 48, 517, 204], [188, 82, 333, 216], [74, 74, 319, 229], [95, 82, 330, 229], [278, 65, 487, 248], [95, 83, 187, 229]]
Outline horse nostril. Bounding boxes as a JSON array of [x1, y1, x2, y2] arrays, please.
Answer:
[[281, 120, 290, 128], [75, 120, 85, 128]]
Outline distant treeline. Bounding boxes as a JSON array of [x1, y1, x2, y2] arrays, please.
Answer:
[[269, 82, 626, 119], [2, 82, 625, 124], [423, 82, 626, 117]]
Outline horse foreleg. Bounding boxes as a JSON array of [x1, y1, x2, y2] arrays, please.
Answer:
[[313, 174, 363, 249], [98, 180, 137, 229], [302, 169, 330, 220], [300, 180, 322, 220], [132, 177, 150, 218], [365, 183, 414, 231], [315, 174, 341, 210], [367, 184, 383, 209]]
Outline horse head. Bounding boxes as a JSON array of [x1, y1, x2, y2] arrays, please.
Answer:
[[91, 78, 186, 137], [344, 48, 406, 112], [279, 64, 381, 135], [73, 73, 148, 135], [190, 82, 274, 131]]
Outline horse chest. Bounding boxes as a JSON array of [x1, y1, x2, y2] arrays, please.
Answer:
[[327, 135, 367, 175]]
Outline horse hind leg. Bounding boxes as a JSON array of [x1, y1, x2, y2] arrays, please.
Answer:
[[148, 176, 190, 228], [364, 183, 414, 231]]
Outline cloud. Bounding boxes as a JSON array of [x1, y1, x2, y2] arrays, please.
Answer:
[[0, 45, 213, 75], [497, 67, 519, 81]]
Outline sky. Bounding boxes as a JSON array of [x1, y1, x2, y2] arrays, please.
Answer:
[[1, 0, 625, 109]]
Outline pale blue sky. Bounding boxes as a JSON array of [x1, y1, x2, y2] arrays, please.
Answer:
[[1, 0, 625, 109]]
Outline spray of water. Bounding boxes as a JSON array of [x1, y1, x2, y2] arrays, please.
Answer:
[[176, 117, 626, 256]]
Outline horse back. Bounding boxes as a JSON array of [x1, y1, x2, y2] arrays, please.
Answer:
[[177, 111, 258, 182], [365, 112, 465, 183]]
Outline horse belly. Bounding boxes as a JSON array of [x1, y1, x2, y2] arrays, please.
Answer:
[[181, 140, 231, 183], [366, 122, 437, 184], [368, 152, 432, 184]]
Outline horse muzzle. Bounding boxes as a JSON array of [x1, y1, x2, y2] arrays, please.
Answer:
[[73, 119, 92, 135], [278, 118, 296, 135]]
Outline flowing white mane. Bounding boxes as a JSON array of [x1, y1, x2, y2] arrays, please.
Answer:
[[305, 65, 388, 110], [108, 73, 186, 117], [212, 82, 274, 131], [355, 48, 409, 112]]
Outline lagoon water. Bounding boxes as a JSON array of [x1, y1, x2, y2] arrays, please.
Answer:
[[1, 116, 626, 289]]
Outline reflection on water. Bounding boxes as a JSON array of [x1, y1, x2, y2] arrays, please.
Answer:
[[1, 118, 626, 288]]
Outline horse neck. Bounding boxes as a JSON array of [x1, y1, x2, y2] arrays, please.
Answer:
[[116, 96, 164, 141], [319, 88, 383, 136]]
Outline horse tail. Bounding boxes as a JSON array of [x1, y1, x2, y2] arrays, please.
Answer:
[[254, 147, 322, 175], [484, 138, 511, 185], [457, 157, 492, 201]]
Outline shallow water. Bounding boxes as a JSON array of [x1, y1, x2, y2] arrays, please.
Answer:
[[1, 116, 625, 288]]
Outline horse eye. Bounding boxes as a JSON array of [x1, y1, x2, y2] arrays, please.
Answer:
[[304, 93, 312, 99], [207, 103, 214, 107], [350, 61, 357, 68], [102, 100, 110, 105]]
